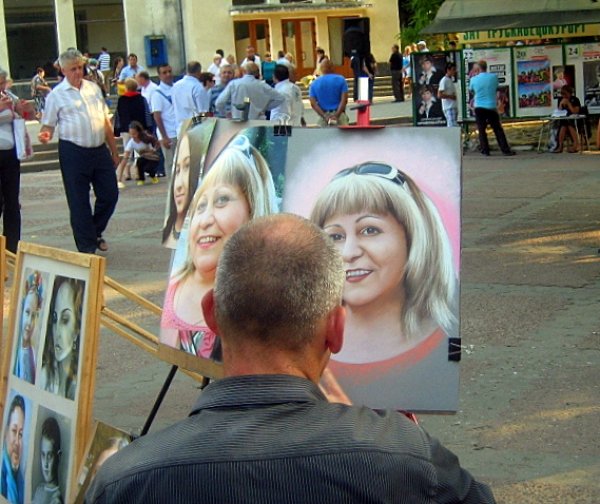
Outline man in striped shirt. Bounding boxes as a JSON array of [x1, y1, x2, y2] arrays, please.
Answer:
[[87, 214, 496, 504], [39, 49, 119, 254], [97, 47, 110, 72]]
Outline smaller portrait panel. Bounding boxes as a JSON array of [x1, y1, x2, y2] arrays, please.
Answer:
[[30, 407, 71, 504], [159, 126, 287, 373], [162, 119, 217, 249], [13, 270, 49, 385], [412, 52, 451, 126], [1, 391, 32, 504], [552, 65, 575, 100], [38, 276, 86, 401], [73, 422, 131, 503], [583, 60, 600, 112]]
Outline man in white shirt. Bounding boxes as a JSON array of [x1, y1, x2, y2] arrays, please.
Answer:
[[137, 71, 158, 106], [215, 62, 284, 120], [241, 46, 261, 70], [438, 62, 458, 127], [171, 61, 204, 134], [207, 54, 223, 86], [270, 64, 305, 126], [151, 64, 178, 177], [38, 49, 119, 254]]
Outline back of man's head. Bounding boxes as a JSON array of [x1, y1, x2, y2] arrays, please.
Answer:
[[242, 62, 260, 78], [320, 59, 333, 75], [274, 64, 289, 83], [213, 214, 344, 351], [187, 61, 202, 75], [478, 60, 487, 72]]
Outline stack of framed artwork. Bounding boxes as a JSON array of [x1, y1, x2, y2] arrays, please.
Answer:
[[0, 243, 104, 504]]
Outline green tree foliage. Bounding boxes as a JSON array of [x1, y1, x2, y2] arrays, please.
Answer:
[[399, 0, 444, 48]]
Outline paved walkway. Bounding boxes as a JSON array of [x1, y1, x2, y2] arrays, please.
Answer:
[[12, 116, 600, 503]]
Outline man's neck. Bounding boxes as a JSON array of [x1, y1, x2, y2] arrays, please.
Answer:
[[223, 346, 322, 384]]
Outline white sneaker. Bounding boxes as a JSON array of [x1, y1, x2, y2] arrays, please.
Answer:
[[117, 181, 126, 189]]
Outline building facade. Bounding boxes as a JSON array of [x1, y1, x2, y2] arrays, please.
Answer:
[[0, 0, 399, 80]]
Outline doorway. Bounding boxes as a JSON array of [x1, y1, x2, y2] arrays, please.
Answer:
[[234, 20, 270, 63], [281, 19, 316, 79]]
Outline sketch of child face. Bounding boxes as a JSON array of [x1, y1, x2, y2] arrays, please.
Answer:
[[324, 212, 408, 309], [40, 436, 58, 484], [21, 290, 40, 345], [52, 282, 78, 363]]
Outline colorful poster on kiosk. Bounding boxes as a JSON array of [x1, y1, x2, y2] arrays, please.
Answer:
[[158, 122, 462, 413], [513, 45, 563, 117], [463, 47, 512, 118]]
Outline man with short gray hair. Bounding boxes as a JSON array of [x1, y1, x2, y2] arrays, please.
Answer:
[[215, 62, 284, 120], [209, 64, 234, 118], [39, 49, 119, 254], [87, 213, 496, 504]]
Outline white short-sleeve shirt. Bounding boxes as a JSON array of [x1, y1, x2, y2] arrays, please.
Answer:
[[42, 79, 109, 147]]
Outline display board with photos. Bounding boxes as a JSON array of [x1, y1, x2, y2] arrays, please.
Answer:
[[463, 47, 513, 119], [411, 51, 462, 127], [513, 44, 563, 117], [0, 243, 104, 504], [565, 42, 600, 114], [158, 121, 461, 412]]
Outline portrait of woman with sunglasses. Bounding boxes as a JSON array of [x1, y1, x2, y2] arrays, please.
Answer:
[[310, 162, 457, 366], [160, 135, 278, 360]]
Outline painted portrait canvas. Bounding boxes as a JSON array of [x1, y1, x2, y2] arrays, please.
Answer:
[[283, 127, 461, 412]]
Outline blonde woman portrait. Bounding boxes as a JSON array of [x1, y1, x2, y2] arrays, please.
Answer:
[[160, 135, 277, 359], [311, 162, 457, 365]]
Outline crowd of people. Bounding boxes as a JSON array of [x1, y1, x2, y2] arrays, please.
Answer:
[[4, 43, 350, 257]]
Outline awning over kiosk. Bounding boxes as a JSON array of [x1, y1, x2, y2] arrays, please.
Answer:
[[423, 0, 600, 34]]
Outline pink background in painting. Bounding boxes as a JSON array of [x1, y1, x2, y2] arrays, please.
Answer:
[[282, 127, 461, 271]]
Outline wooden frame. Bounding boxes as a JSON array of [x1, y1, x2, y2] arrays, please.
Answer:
[[0, 242, 104, 504]]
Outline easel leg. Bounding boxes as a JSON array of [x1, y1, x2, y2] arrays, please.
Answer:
[[140, 364, 179, 436]]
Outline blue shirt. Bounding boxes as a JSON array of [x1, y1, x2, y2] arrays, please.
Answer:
[[118, 64, 144, 82], [1, 447, 24, 504], [309, 73, 348, 111], [86, 375, 495, 504], [469, 72, 498, 110]]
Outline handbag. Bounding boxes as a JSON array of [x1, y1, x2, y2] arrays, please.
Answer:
[[13, 117, 34, 161]]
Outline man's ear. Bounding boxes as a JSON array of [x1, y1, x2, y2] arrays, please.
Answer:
[[325, 305, 345, 355], [201, 289, 219, 334]]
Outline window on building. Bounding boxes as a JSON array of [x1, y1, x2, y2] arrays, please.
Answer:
[[74, 0, 126, 61], [4, 0, 57, 79]]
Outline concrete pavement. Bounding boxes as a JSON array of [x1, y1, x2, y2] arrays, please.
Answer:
[[12, 111, 600, 502]]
